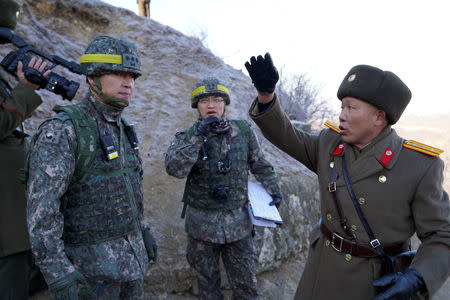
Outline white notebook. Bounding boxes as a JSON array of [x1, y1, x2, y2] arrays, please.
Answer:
[[247, 181, 283, 226]]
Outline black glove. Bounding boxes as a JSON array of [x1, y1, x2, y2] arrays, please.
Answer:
[[143, 228, 158, 262], [269, 194, 282, 208], [244, 52, 279, 93], [48, 270, 95, 300], [372, 268, 425, 300], [194, 117, 220, 137]]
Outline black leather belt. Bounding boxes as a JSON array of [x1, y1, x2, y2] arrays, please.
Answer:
[[319, 219, 410, 258]]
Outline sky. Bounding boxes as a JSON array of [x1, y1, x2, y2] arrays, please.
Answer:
[[101, 0, 450, 116]]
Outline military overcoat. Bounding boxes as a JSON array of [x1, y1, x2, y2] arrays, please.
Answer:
[[0, 73, 42, 258], [249, 96, 450, 299]]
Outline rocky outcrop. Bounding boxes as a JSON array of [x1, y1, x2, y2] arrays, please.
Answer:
[[4, 0, 320, 297]]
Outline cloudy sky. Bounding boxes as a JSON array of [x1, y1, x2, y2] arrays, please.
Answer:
[[102, 0, 449, 116]]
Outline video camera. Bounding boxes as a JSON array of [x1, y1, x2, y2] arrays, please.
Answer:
[[0, 27, 81, 101]]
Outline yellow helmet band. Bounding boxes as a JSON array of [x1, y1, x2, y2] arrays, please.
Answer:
[[80, 54, 122, 64], [190, 84, 229, 100]]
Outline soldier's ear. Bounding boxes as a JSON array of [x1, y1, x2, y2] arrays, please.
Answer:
[[375, 109, 387, 127], [87, 75, 94, 86]]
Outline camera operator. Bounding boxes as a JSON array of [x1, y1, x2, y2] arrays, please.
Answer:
[[0, 1, 50, 299]]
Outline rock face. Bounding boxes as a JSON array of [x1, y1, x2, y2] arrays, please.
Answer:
[[3, 0, 320, 296]]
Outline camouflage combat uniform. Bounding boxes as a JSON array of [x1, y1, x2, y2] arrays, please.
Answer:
[[165, 118, 281, 300], [26, 93, 149, 299]]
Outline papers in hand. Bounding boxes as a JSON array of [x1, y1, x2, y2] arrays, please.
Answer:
[[247, 181, 283, 227]]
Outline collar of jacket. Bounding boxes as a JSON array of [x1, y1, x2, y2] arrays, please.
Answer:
[[329, 126, 403, 170], [88, 92, 123, 124]]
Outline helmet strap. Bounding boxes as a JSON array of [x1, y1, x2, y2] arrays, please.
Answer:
[[90, 76, 129, 108]]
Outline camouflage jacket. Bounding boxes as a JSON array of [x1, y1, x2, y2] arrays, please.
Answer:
[[26, 92, 149, 285], [165, 119, 281, 244]]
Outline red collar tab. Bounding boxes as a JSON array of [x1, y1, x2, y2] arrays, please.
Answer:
[[380, 147, 394, 167], [332, 143, 345, 156]]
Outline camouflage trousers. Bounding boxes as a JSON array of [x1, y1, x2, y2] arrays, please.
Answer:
[[81, 277, 144, 300], [186, 235, 258, 300]]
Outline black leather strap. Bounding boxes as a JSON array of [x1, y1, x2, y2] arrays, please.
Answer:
[[329, 164, 354, 238], [341, 156, 386, 258]]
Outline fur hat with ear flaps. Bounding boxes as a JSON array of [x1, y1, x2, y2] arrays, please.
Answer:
[[337, 64, 411, 124]]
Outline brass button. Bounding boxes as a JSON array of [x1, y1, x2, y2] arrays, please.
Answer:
[[358, 197, 366, 205], [351, 225, 357, 231], [325, 240, 330, 247], [378, 175, 387, 183], [326, 213, 332, 221], [345, 254, 352, 261], [329, 161, 334, 168]]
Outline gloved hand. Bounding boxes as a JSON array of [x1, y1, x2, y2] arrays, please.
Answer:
[[143, 228, 158, 262], [269, 194, 282, 208], [372, 268, 425, 300], [48, 270, 94, 300], [194, 116, 220, 137], [244, 52, 279, 93]]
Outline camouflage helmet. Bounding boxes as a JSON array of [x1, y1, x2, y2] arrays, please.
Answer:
[[0, 0, 20, 30], [80, 36, 141, 78], [190, 77, 230, 108]]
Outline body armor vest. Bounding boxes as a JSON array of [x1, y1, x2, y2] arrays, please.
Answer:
[[52, 100, 143, 245], [182, 120, 250, 210]]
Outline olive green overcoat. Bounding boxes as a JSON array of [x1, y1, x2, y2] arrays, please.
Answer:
[[249, 96, 449, 299], [0, 74, 42, 258]]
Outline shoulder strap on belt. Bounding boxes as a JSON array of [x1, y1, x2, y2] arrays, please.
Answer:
[[341, 156, 396, 274]]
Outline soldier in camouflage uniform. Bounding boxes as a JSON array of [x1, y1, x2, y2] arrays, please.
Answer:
[[165, 77, 282, 300], [0, 1, 49, 299], [26, 36, 157, 300]]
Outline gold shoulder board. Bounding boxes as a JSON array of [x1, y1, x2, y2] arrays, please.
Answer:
[[324, 120, 341, 134], [403, 140, 444, 157]]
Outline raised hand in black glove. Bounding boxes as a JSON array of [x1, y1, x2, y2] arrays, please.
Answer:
[[244, 52, 279, 93], [372, 268, 425, 300], [269, 194, 282, 208], [143, 228, 158, 262], [195, 116, 220, 137]]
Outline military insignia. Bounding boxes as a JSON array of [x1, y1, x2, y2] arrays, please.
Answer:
[[348, 74, 356, 82], [403, 140, 443, 157], [42, 130, 61, 145], [332, 143, 345, 156], [324, 120, 341, 134], [380, 147, 393, 166]]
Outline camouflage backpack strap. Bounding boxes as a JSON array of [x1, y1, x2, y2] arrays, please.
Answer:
[[233, 119, 251, 145], [183, 123, 198, 141], [180, 123, 198, 218], [53, 104, 98, 182]]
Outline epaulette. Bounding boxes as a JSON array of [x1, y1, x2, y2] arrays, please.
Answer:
[[403, 140, 444, 157], [324, 120, 341, 135]]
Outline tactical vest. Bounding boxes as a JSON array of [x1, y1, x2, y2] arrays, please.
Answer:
[[182, 120, 251, 211], [50, 102, 143, 246]]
